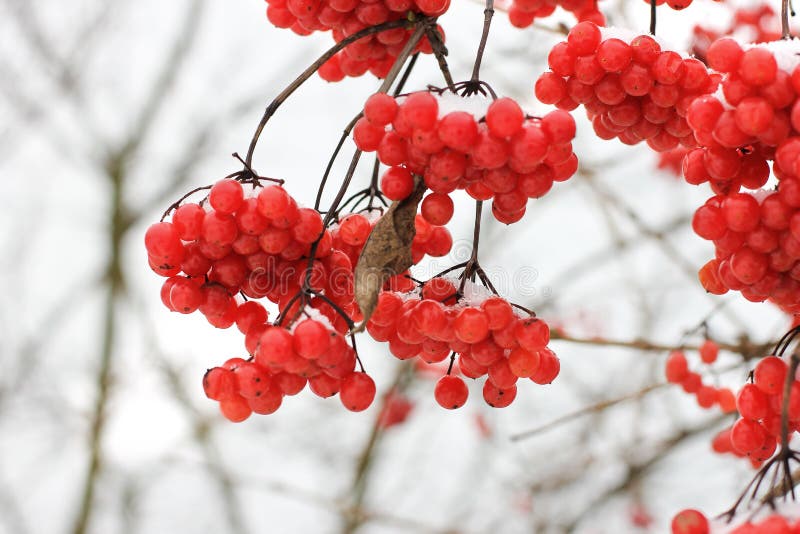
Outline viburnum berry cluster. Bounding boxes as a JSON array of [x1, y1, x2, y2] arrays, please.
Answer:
[[145, 173, 456, 421], [683, 39, 800, 194], [367, 277, 559, 408], [664, 341, 737, 413], [536, 21, 719, 152], [692, 189, 800, 311], [353, 89, 579, 224], [263, 0, 448, 80], [713, 354, 798, 468]]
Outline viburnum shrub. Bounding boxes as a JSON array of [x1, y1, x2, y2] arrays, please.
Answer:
[[143, 0, 800, 530]]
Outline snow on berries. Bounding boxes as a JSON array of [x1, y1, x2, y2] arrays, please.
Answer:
[[536, 21, 718, 153], [367, 277, 559, 409], [263, 0, 448, 80], [354, 89, 578, 224]]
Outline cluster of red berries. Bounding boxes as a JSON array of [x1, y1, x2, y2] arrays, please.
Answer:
[[203, 313, 377, 421], [503, 0, 604, 30], [714, 355, 797, 468], [693, 190, 800, 311], [353, 91, 578, 224], [366, 277, 560, 409], [691, 3, 784, 64], [684, 39, 800, 194], [263, 0, 448, 80], [146, 181, 329, 313], [664, 342, 737, 412], [672, 508, 800, 534], [145, 177, 457, 420], [536, 22, 718, 152]]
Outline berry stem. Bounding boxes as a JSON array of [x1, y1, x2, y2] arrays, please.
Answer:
[[318, 24, 426, 232], [469, 200, 483, 266], [364, 158, 386, 211], [315, 50, 419, 214], [782, 0, 793, 39], [424, 26, 456, 90], [243, 18, 426, 169], [774, 325, 800, 356], [457, 200, 484, 295], [288, 24, 427, 328], [649, 0, 657, 36], [446, 352, 456, 375], [314, 113, 362, 211], [779, 354, 799, 459], [471, 0, 494, 82]]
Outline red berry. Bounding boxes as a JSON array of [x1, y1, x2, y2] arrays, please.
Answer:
[[483, 381, 517, 408], [364, 93, 398, 126], [665, 350, 689, 383], [434, 375, 469, 409], [209, 179, 244, 214], [339, 372, 376, 411], [203, 367, 238, 401], [172, 203, 205, 240], [293, 319, 331, 359], [753, 356, 788, 395], [698, 340, 718, 364], [670, 509, 709, 534], [420, 193, 454, 225], [381, 166, 415, 200], [530, 348, 560, 384], [454, 308, 490, 344], [486, 98, 524, 138], [219, 395, 252, 422]]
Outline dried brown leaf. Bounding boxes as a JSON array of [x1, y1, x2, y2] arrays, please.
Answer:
[[353, 177, 425, 329]]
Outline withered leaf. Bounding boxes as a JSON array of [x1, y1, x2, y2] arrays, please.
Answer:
[[353, 176, 426, 329]]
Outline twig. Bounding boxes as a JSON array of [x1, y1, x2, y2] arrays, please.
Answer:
[[783, 0, 793, 39], [244, 18, 428, 168], [471, 0, 494, 81], [511, 382, 666, 441]]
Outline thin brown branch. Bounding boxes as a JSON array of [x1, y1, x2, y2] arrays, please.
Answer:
[[244, 17, 429, 167], [511, 382, 666, 441], [550, 330, 769, 359], [563, 415, 728, 532], [117, 0, 207, 161], [340, 363, 415, 534]]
